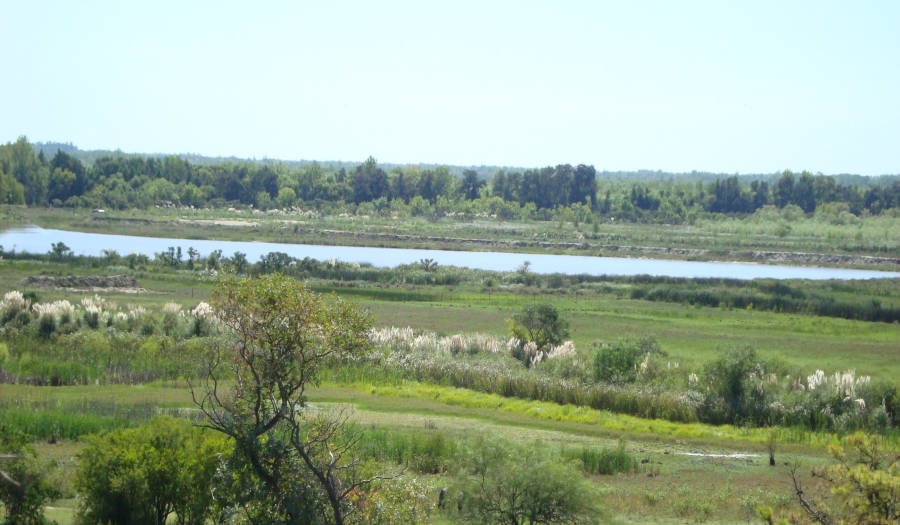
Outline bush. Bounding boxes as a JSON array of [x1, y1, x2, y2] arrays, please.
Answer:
[[592, 336, 661, 385], [453, 437, 599, 524], [0, 422, 60, 525], [75, 417, 228, 525], [699, 346, 773, 425], [36, 314, 56, 340]]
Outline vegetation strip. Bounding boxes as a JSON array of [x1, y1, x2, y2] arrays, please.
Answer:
[[329, 381, 849, 451]]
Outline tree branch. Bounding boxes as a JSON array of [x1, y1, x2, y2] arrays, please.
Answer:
[[790, 463, 833, 525]]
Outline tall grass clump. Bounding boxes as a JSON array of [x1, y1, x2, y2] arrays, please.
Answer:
[[353, 327, 699, 423], [0, 407, 134, 441], [0, 290, 223, 384], [354, 425, 461, 474], [351, 326, 900, 433], [564, 441, 640, 475]]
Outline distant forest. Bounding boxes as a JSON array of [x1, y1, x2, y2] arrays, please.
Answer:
[[1, 136, 899, 223]]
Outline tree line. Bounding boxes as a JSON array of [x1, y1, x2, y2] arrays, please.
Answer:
[[2, 136, 899, 222]]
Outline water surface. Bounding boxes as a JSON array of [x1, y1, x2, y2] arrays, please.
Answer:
[[2, 226, 898, 281]]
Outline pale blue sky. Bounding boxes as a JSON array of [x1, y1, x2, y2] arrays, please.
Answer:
[[3, 1, 898, 174]]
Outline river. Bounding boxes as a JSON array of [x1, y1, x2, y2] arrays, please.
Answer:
[[1, 226, 898, 280]]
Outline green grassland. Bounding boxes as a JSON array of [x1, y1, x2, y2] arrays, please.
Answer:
[[1, 210, 899, 524], [1, 381, 835, 524]]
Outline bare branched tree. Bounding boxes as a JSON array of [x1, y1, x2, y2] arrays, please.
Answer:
[[789, 462, 833, 525]]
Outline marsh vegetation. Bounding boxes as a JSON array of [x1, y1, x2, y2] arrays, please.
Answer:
[[2, 141, 899, 523]]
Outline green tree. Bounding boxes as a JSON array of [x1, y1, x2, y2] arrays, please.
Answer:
[[229, 251, 249, 274], [49, 241, 72, 261], [700, 346, 772, 425], [49, 149, 86, 191], [74, 417, 227, 525], [458, 169, 484, 200], [416, 167, 453, 203], [454, 438, 597, 525], [750, 180, 770, 210], [179, 183, 206, 207], [0, 423, 60, 525], [47, 167, 78, 204], [193, 273, 375, 525], [141, 177, 179, 205], [277, 186, 297, 208], [593, 337, 661, 385], [773, 170, 795, 208], [706, 176, 750, 213], [4, 137, 47, 205], [794, 171, 817, 213], [785, 432, 900, 525], [388, 167, 417, 203], [215, 169, 244, 202], [0, 169, 26, 204], [572, 164, 597, 209], [351, 157, 389, 204], [820, 432, 900, 524], [491, 170, 506, 198], [508, 303, 568, 353]]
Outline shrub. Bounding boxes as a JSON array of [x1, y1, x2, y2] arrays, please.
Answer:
[[36, 314, 56, 340], [592, 336, 662, 385], [453, 437, 599, 524], [75, 417, 228, 525], [0, 422, 60, 525], [699, 346, 773, 425]]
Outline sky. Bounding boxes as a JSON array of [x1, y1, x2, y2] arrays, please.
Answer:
[[2, 1, 899, 175]]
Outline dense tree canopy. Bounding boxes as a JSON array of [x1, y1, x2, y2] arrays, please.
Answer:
[[4, 138, 900, 223]]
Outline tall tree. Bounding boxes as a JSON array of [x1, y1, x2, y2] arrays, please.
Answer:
[[249, 164, 280, 200], [50, 149, 87, 196], [794, 171, 817, 213], [0, 169, 25, 205], [491, 170, 508, 200], [0, 422, 59, 525], [416, 166, 454, 203], [750, 180, 769, 210], [773, 170, 795, 208], [573, 164, 598, 208], [388, 167, 416, 202], [550, 164, 573, 208], [707, 176, 750, 213], [458, 169, 484, 200], [161, 155, 193, 184], [5, 137, 46, 205], [508, 303, 569, 353], [351, 156, 388, 204], [194, 274, 376, 524]]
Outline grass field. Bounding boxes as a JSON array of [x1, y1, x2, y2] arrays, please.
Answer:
[[1, 208, 899, 523], [3, 382, 836, 524]]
